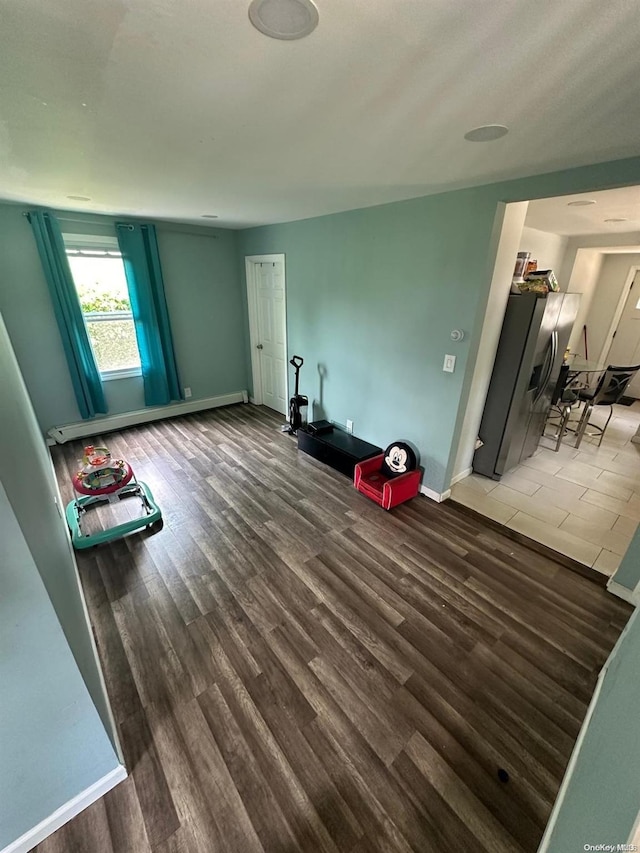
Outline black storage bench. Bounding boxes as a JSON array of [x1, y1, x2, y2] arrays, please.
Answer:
[[297, 427, 382, 478]]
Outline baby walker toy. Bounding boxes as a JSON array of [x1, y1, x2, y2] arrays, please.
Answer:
[[66, 444, 162, 549]]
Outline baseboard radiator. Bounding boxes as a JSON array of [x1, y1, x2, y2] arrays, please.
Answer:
[[47, 391, 249, 444]]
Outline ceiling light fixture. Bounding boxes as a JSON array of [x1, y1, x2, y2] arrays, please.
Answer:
[[201, 214, 219, 219], [567, 199, 597, 206], [605, 218, 628, 223], [463, 124, 509, 142], [248, 0, 319, 40], [67, 195, 91, 201]]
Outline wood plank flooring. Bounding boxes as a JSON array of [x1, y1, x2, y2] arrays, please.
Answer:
[[35, 404, 632, 853]]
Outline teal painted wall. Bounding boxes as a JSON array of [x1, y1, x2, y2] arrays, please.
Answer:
[[541, 609, 640, 851], [242, 191, 497, 490], [0, 311, 119, 751], [0, 204, 248, 431], [239, 156, 640, 493], [612, 523, 640, 591], [0, 205, 79, 428], [0, 478, 120, 850], [157, 227, 248, 401]]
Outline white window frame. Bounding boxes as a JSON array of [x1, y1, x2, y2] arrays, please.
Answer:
[[64, 234, 142, 380]]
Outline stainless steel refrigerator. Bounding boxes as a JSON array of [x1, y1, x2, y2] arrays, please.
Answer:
[[473, 291, 580, 480]]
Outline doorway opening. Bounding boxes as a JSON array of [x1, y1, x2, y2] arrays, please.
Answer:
[[245, 254, 288, 416], [605, 266, 640, 382], [450, 187, 640, 578]]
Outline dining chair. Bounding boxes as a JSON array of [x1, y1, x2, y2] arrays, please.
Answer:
[[574, 364, 640, 448], [547, 365, 582, 451]]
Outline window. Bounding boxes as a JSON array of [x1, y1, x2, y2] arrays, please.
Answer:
[[64, 235, 141, 379]]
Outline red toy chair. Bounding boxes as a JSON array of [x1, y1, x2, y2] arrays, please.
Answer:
[[354, 443, 421, 510]]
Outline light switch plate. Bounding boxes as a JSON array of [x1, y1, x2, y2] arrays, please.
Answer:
[[443, 354, 456, 373]]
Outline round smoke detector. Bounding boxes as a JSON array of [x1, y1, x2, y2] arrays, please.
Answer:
[[464, 124, 509, 142], [248, 0, 319, 40]]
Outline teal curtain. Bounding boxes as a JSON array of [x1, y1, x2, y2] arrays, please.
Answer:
[[116, 223, 182, 407], [27, 210, 107, 419]]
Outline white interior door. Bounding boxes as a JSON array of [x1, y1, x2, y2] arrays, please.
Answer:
[[246, 256, 287, 415], [606, 270, 640, 398]]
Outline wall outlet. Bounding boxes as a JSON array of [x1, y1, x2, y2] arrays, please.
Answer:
[[443, 354, 456, 373], [346, 419, 354, 434], [184, 387, 192, 398]]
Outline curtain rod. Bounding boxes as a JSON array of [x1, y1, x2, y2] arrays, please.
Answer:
[[22, 212, 110, 225], [22, 211, 221, 238]]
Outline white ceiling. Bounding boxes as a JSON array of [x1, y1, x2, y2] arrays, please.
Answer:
[[2, 0, 640, 228], [526, 186, 640, 237]]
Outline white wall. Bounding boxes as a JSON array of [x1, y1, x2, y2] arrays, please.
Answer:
[[556, 234, 640, 356], [518, 225, 569, 282], [452, 201, 529, 481], [565, 249, 605, 354], [558, 232, 640, 291], [585, 253, 640, 364]]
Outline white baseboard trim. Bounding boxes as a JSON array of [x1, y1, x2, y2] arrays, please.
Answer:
[[47, 391, 247, 444], [1, 765, 127, 853], [449, 467, 472, 486], [606, 579, 639, 606], [420, 484, 452, 503]]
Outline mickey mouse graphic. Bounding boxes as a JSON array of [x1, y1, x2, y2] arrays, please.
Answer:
[[384, 445, 409, 475], [381, 442, 417, 478]]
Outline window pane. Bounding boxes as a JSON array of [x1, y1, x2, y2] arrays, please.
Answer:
[[67, 255, 131, 313], [86, 318, 141, 372], [66, 250, 143, 375]]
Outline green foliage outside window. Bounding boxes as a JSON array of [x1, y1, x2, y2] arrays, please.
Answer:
[[77, 284, 131, 313], [66, 254, 140, 371]]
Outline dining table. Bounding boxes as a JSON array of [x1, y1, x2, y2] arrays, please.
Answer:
[[566, 357, 606, 389]]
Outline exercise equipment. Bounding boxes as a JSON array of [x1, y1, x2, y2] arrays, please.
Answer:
[[66, 444, 162, 549], [287, 355, 308, 434]]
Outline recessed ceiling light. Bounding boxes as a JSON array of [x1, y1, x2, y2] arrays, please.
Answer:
[[605, 218, 628, 223], [567, 199, 597, 206], [201, 214, 218, 219], [248, 0, 319, 40], [67, 195, 91, 201], [463, 124, 509, 142]]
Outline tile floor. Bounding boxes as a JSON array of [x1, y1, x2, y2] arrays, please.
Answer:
[[451, 401, 640, 576]]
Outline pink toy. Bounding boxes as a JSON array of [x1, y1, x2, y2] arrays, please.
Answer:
[[72, 445, 133, 496]]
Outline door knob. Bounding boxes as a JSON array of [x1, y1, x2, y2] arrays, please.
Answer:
[[256, 343, 263, 349]]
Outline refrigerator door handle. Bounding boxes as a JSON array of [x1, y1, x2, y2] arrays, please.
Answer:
[[535, 330, 557, 404], [548, 329, 558, 385]]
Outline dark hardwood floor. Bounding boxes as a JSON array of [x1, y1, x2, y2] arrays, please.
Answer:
[[35, 404, 631, 853]]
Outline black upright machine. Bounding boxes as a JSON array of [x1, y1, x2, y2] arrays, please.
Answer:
[[286, 355, 308, 434]]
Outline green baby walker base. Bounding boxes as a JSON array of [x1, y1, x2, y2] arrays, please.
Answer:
[[66, 444, 162, 550]]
